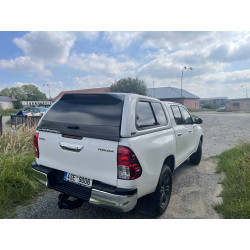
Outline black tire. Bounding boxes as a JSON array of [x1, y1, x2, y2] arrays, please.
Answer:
[[136, 165, 172, 217], [189, 140, 202, 165]]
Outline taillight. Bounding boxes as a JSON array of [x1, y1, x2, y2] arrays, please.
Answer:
[[33, 133, 39, 158], [117, 146, 142, 180]]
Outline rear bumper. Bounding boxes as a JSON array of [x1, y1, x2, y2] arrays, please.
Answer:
[[89, 189, 137, 212], [32, 162, 137, 212]]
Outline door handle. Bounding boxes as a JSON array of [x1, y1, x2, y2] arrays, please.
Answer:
[[188, 130, 192, 133], [59, 142, 84, 152], [177, 132, 182, 136]]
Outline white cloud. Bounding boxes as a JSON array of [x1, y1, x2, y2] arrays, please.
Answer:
[[0, 56, 44, 72], [14, 82, 37, 87], [208, 33, 250, 62], [104, 31, 250, 67], [78, 31, 99, 40], [103, 31, 141, 50], [37, 69, 53, 79], [144, 69, 250, 99], [0, 32, 76, 80], [73, 75, 114, 89], [141, 31, 214, 51], [47, 81, 65, 88], [2, 31, 250, 100], [68, 53, 137, 75], [13, 31, 76, 65], [103, 31, 215, 51], [0, 83, 10, 91], [42, 81, 69, 98], [137, 48, 223, 81]]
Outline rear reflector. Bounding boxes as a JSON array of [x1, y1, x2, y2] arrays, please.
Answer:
[[33, 133, 39, 158], [117, 146, 142, 180]]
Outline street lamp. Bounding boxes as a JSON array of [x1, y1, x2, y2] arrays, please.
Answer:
[[241, 85, 248, 99], [43, 83, 51, 100], [180, 66, 193, 105]]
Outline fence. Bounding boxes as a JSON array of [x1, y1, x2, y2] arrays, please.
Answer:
[[0, 116, 2, 135], [11, 115, 42, 128]]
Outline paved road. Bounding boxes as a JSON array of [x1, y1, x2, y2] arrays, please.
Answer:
[[14, 112, 250, 219], [195, 112, 250, 158]]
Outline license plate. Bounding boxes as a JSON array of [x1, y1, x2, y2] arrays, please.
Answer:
[[64, 172, 92, 188]]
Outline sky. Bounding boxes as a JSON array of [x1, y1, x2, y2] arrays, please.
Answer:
[[1, 31, 250, 99], [1, 0, 250, 248]]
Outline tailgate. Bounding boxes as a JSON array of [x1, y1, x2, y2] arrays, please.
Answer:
[[36, 131, 118, 186], [35, 93, 125, 187]]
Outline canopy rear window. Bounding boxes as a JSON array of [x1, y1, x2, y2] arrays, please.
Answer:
[[38, 93, 125, 141]]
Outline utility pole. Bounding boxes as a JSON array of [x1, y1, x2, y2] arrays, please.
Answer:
[[43, 83, 51, 100], [180, 66, 193, 105]]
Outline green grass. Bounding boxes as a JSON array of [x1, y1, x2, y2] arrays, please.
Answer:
[[214, 143, 250, 218], [0, 109, 19, 116], [0, 126, 45, 218]]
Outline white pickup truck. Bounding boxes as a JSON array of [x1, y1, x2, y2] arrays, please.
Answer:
[[32, 93, 203, 216]]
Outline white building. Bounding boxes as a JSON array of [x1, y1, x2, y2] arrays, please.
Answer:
[[0, 96, 17, 110], [21, 100, 52, 107]]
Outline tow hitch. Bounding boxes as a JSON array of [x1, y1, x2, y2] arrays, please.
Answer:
[[58, 193, 84, 210]]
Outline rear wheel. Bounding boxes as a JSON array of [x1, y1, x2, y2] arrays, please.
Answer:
[[190, 140, 202, 165], [136, 165, 172, 217]]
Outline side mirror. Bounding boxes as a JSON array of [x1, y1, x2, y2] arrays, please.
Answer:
[[194, 117, 203, 124]]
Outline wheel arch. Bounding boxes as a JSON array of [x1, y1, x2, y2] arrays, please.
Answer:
[[200, 135, 203, 145], [163, 155, 175, 173]]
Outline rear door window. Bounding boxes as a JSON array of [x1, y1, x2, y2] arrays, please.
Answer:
[[151, 102, 168, 125], [171, 105, 183, 125]]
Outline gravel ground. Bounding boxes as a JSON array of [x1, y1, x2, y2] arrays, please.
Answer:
[[14, 112, 250, 219], [195, 112, 250, 158]]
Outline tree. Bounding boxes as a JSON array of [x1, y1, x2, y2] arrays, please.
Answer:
[[109, 77, 148, 95], [0, 88, 11, 97], [0, 85, 48, 101], [14, 101, 23, 109], [202, 100, 220, 110], [21, 84, 47, 101], [10, 87, 28, 101]]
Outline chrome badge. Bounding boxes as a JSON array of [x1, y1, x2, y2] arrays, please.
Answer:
[[98, 147, 115, 153]]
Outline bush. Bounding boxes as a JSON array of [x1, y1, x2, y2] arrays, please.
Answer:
[[0, 108, 20, 116], [0, 126, 45, 218], [202, 100, 220, 110], [14, 101, 23, 109]]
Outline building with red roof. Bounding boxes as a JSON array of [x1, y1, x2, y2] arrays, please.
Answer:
[[53, 87, 110, 102]]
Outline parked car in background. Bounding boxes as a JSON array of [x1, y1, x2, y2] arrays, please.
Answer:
[[24, 107, 48, 116]]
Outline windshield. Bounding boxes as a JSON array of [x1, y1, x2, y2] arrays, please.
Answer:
[[38, 108, 48, 112]]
